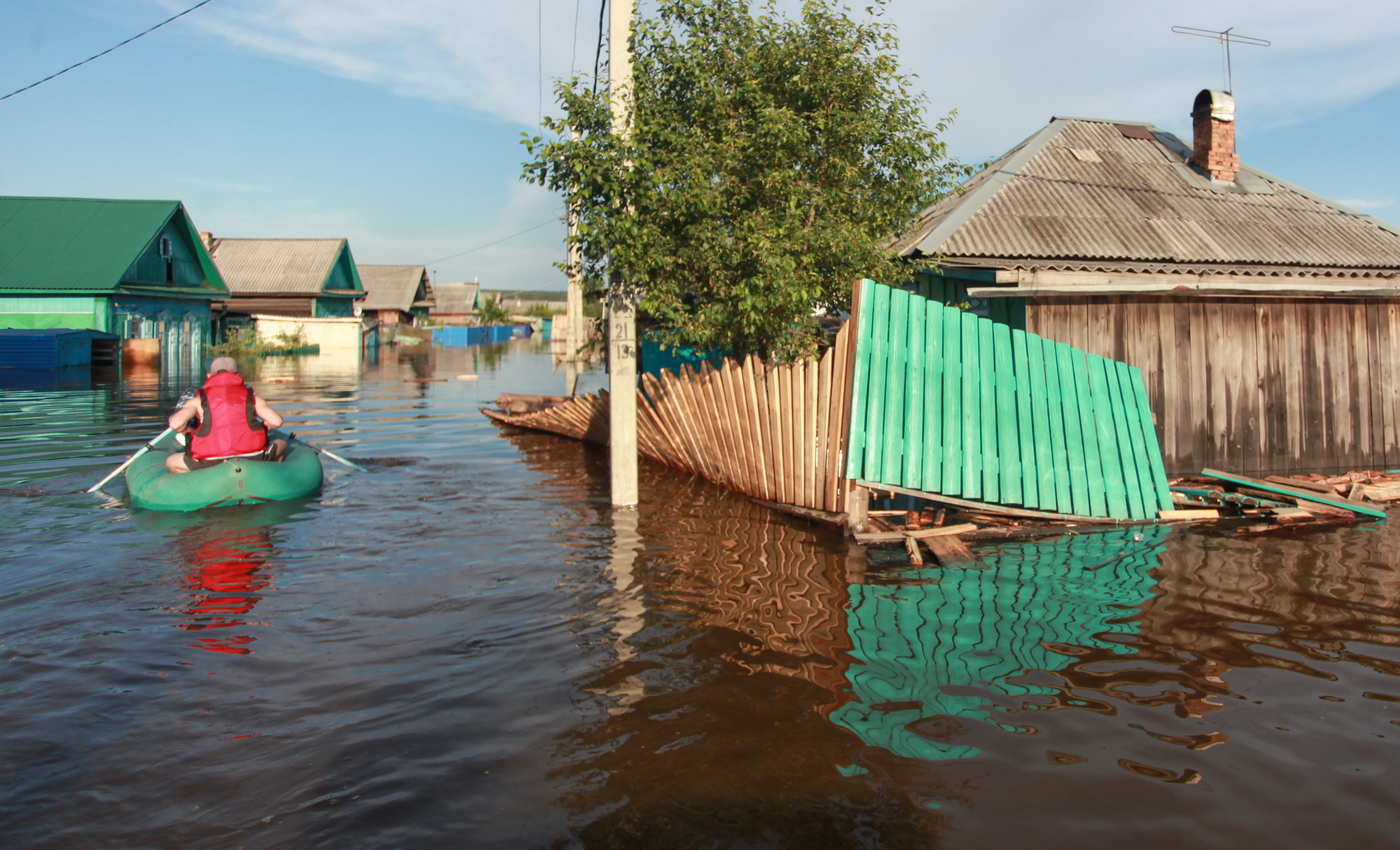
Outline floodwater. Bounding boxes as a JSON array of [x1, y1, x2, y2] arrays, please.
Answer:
[[3, 338, 1399, 850]]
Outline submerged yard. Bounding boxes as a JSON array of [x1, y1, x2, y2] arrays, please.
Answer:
[[2, 339, 1398, 849]]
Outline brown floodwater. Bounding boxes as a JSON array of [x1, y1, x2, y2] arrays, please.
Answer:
[[2, 339, 1398, 849]]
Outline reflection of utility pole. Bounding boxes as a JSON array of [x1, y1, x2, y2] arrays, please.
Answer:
[[608, 0, 639, 508]]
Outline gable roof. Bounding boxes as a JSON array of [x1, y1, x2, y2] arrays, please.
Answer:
[[432, 282, 480, 313], [0, 196, 227, 294], [895, 117, 1400, 277], [210, 238, 362, 296], [356, 264, 432, 312]]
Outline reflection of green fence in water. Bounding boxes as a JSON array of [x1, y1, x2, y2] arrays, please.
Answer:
[[845, 280, 1172, 520], [831, 528, 1169, 762]]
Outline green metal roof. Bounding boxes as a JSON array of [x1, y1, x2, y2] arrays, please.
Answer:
[[0, 196, 227, 295]]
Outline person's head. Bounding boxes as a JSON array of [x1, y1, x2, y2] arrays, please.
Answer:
[[206, 356, 239, 376]]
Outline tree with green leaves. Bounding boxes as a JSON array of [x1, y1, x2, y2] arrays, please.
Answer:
[[523, 0, 972, 361], [477, 295, 511, 326]]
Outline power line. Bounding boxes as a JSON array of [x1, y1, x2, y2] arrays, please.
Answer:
[[425, 217, 562, 265], [1, 0, 218, 102]]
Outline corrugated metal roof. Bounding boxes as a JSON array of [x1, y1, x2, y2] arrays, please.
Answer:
[[210, 238, 354, 296], [432, 282, 480, 313], [356, 264, 430, 311], [897, 118, 1400, 272], [0, 196, 225, 293]]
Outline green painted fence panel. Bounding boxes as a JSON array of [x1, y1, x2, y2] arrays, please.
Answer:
[[1086, 354, 1128, 519], [844, 281, 1170, 520], [961, 310, 982, 499], [882, 288, 910, 485], [863, 283, 891, 478], [1040, 336, 1073, 514], [922, 300, 943, 492], [1103, 356, 1144, 520], [978, 316, 998, 503], [992, 322, 1021, 505], [941, 306, 963, 495], [1125, 362, 1173, 513], [845, 280, 877, 478], [904, 298, 926, 490]]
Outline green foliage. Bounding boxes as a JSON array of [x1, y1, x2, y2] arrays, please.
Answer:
[[524, 304, 560, 319], [523, 0, 973, 360], [477, 295, 511, 326], [206, 324, 314, 361]]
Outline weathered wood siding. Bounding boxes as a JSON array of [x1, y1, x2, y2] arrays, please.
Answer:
[[1026, 295, 1400, 477]]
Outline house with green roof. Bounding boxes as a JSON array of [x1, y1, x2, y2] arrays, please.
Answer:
[[0, 195, 227, 369]]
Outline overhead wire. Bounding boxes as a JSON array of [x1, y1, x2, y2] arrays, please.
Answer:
[[1, 0, 218, 102], [425, 217, 563, 266]]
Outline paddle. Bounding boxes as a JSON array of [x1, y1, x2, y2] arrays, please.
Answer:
[[87, 427, 175, 493], [273, 430, 367, 472]]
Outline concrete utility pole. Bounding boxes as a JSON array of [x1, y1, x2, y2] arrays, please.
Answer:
[[565, 127, 584, 398], [607, 0, 639, 508]]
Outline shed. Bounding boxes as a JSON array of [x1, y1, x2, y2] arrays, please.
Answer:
[[355, 264, 434, 327], [0, 196, 227, 370], [894, 90, 1400, 477], [0, 328, 120, 370], [429, 282, 481, 325]]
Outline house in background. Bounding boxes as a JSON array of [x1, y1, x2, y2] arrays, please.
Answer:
[[428, 282, 481, 325], [893, 89, 1400, 477], [206, 236, 371, 353], [356, 264, 434, 329], [0, 196, 227, 370]]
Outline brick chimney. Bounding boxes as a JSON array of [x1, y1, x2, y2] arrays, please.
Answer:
[[198, 231, 214, 251], [1189, 89, 1238, 182]]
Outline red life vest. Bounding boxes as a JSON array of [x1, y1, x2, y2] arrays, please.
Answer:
[[189, 372, 268, 460]]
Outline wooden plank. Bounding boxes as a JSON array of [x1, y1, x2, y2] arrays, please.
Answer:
[[815, 349, 834, 512], [921, 300, 944, 493], [1074, 348, 1107, 517], [771, 360, 789, 506], [904, 292, 925, 490], [978, 314, 999, 502], [856, 480, 1135, 524], [993, 320, 1021, 505], [1113, 360, 1154, 518], [923, 534, 977, 566], [749, 355, 774, 500], [844, 283, 872, 481], [862, 282, 891, 481], [804, 359, 819, 508], [1042, 335, 1073, 514], [1158, 509, 1219, 521], [723, 359, 756, 496], [1200, 468, 1386, 519], [827, 319, 853, 513], [1126, 363, 1172, 515], [961, 310, 982, 498], [942, 305, 964, 495], [1013, 328, 1039, 509], [1088, 353, 1130, 519], [881, 287, 909, 485], [853, 523, 979, 543]]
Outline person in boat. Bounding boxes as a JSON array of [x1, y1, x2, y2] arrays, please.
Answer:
[[166, 356, 289, 473]]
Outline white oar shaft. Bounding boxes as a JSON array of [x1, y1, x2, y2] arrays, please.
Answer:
[[87, 427, 174, 493]]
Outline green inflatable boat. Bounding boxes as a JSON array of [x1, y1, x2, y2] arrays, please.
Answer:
[[125, 431, 323, 511]]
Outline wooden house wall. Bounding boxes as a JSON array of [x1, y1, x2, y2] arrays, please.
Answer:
[[224, 296, 316, 317], [1025, 295, 1400, 477]]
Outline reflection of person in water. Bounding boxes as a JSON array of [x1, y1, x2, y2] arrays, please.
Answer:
[[175, 526, 275, 655]]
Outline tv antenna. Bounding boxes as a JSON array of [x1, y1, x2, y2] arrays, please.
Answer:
[[1172, 26, 1270, 93]]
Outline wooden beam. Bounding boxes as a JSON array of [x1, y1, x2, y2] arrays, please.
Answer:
[[1201, 468, 1387, 519]]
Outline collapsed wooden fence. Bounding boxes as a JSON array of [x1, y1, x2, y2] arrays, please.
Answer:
[[482, 321, 854, 515], [484, 279, 1175, 523]]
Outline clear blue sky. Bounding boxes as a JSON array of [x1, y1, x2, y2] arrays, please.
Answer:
[[2, 0, 1396, 291]]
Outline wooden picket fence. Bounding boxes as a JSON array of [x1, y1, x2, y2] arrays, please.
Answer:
[[845, 280, 1172, 520], [482, 321, 855, 514]]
